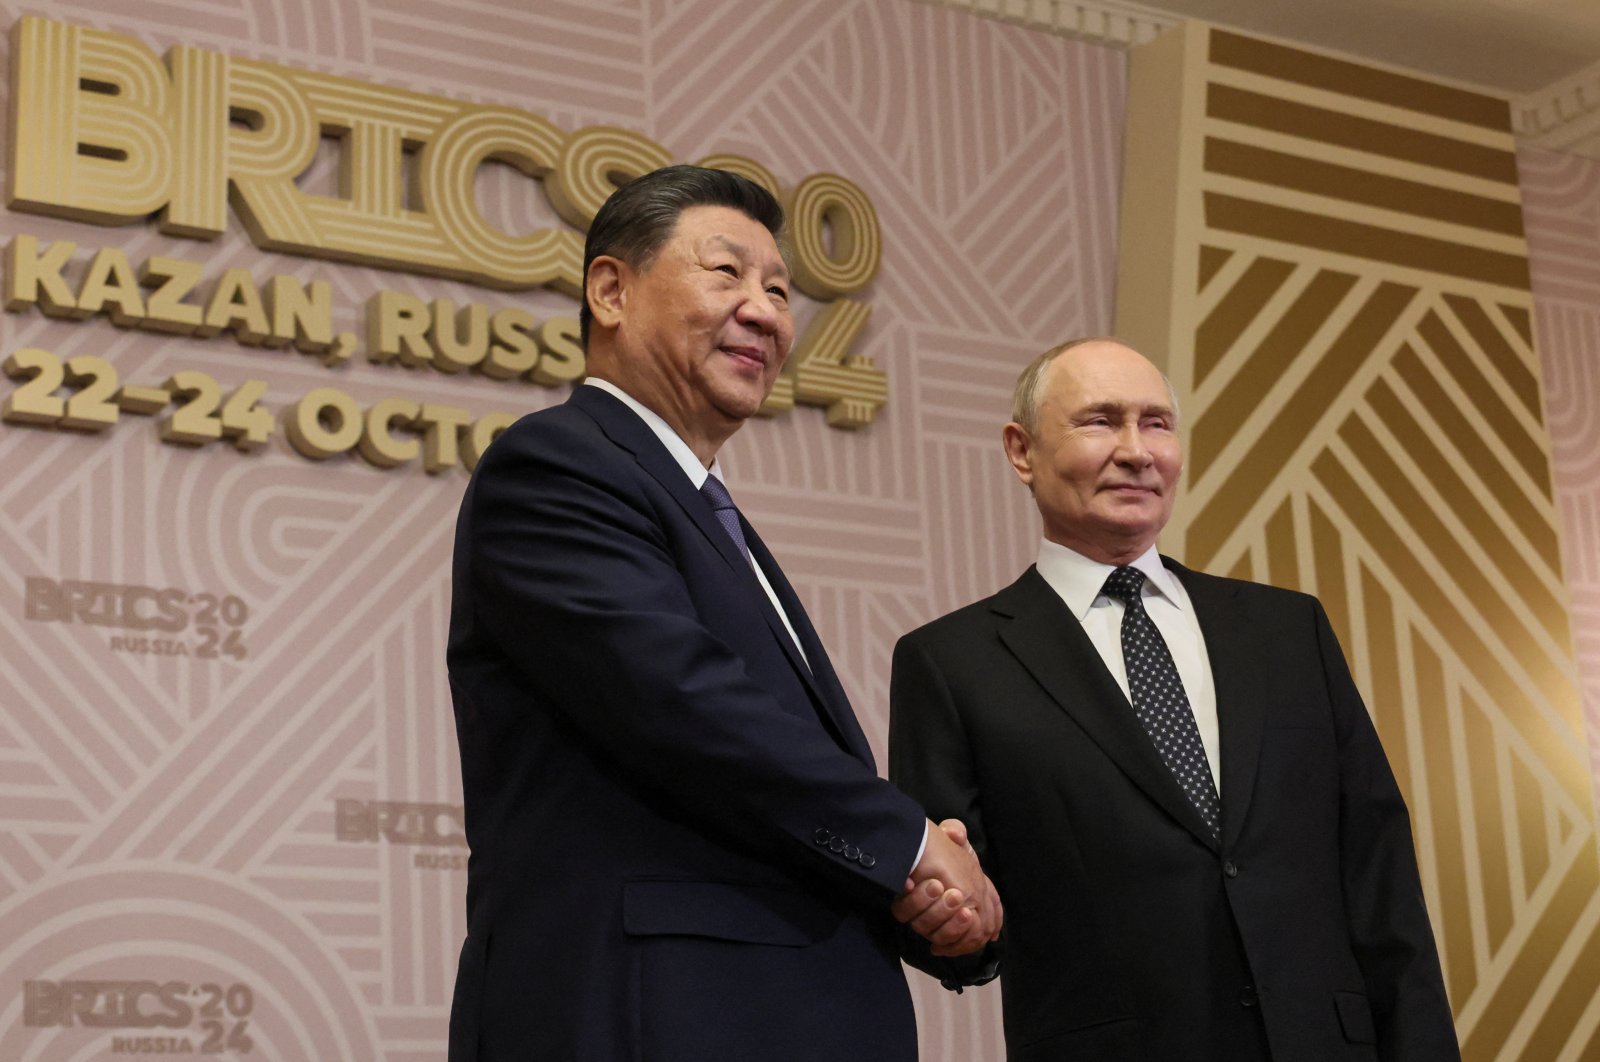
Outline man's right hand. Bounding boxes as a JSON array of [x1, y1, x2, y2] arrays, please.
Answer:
[[892, 818, 1002, 956]]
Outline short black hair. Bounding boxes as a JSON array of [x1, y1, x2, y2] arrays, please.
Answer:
[[579, 164, 785, 348]]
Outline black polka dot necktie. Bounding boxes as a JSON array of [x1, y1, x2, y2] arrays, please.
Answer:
[[1101, 566, 1222, 840]]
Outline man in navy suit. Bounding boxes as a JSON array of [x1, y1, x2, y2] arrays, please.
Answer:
[[446, 166, 1000, 1061], [891, 338, 1457, 1061]]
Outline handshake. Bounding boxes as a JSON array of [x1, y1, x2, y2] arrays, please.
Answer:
[[893, 819, 1003, 957]]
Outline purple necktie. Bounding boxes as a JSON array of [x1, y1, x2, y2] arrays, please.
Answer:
[[1101, 566, 1221, 840], [700, 475, 751, 563]]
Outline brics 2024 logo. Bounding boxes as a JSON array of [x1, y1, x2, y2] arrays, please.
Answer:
[[24, 978, 256, 1055], [23, 576, 250, 659], [6, 15, 890, 429], [336, 798, 468, 871]]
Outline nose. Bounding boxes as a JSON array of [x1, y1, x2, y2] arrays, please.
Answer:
[[1113, 424, 1153, 468], [736, 281, 784, 335]]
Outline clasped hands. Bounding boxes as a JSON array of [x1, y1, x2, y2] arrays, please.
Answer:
[[893, 818, 1002, 957]]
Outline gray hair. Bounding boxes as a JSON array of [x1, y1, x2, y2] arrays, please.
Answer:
[[1010, 337, 1178, 434]]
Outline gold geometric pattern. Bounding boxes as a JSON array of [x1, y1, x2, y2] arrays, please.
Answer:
[[1117, 23, 1598, 1061]]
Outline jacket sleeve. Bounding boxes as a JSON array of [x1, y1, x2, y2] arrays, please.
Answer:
[[1317, 601, 1461, 1061], [457, 417, 927, 903], [889, 633, 1001, 989]]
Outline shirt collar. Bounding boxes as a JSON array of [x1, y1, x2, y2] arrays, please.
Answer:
[[1034, 539, 1182, 621], [584, 378, 724, 488]]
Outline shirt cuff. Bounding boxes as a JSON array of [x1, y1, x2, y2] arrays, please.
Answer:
[[911, 820, 930, 875]]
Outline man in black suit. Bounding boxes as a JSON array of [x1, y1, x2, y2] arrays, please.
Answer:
[[890, 337, 1458, 1061], [445, 166, 998, 1062]]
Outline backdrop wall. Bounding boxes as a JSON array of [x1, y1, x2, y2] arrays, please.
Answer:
[[0, 1, 1120, 1057], [1112, 23, 1600, 1058], [0, 2, 1596, 1061], [1522, 145, 1600, 807]]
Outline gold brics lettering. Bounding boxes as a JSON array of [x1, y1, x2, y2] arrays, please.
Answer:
[[5, 236, 341, 356], [4, 234, 584, 381], [6, 15, 889, 428], [7, 15, 578, 291], [2, 345, 516, 474]]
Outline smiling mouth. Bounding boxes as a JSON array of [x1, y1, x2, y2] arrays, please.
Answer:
[[720, 345, 768, 368]]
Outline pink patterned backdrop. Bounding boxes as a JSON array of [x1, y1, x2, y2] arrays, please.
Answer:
[[0, 1, 1123, 1058], [1521, 145, 1600, 813], [3, 3, 1595, 1059]]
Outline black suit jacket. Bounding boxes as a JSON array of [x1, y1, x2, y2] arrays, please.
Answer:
[[447, 386, 927, 1061], [890, 560, 1458, 1062]]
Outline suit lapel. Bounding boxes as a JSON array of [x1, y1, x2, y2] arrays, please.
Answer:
[[568, 387, 861, 760], [997, 567, 1220, 851], [569, 388, 751, 574], [1166, 559, 1265, 848], [743, 524, 874, 766]]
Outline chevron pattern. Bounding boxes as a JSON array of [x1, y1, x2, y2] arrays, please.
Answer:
[[1118, 24, 1599, 1061]]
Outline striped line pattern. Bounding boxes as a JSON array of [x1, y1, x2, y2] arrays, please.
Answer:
[[1118, 24, 1599, 1061]]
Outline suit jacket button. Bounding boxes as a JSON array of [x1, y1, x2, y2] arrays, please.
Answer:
[[814, 828, 832, 845], [844, 845, 860, 860], [1223, 860, 1239, 878], [1239, 985, 1258, 1008], [858, 853, 876, 868], [829, 837, 845, 853]]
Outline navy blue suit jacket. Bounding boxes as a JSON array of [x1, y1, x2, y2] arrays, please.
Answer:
[[447, 385, 927, 1061], [891, 561, 1458, 1062]]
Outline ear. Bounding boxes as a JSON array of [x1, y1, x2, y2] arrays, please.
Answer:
[[586, 255, 627, 332], [1002, 422, 1036, 490]]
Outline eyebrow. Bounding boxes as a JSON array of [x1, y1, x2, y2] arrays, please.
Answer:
[[706, 234, 790, 282], [1075, 401, 1176, 419]]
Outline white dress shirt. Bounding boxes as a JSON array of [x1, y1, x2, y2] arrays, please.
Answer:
[[1033, 540, 1221, 789]]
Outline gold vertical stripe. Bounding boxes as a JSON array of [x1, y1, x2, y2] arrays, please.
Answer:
[[1415, 636, 1476, 1011], [1309, 499, 1350, 655], [1194, 254, 1295, 385], [1192, 268, 1357, 479], [1207, 29, 1511, 131], [1510, 753, 1550, 897], [1417, 311, 1551, 498], [1205, 85, 1520, 185], [1188, 281, 1414, 567], [1443, 294, 1542, 421], [1364, 377, 1567, 617], [1203, 138, 1525, 237], [1338, 412, 1568, 652], [1392, 346, 1562, 557], [1459, 693, 1514, 954], [174, 48, 226, 235], [1204, 193, 1533, 290], [1357, 564, 1410, 805], [1313, 454, 1585, 758], [1264, 496, 1298, 590], [1459, 845, 1600, 1059], [1198, 245, 1232, 293], [11, 17, 76, 202]]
